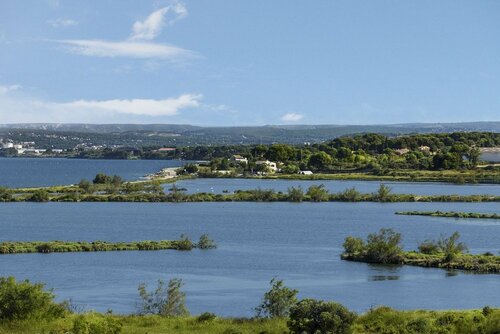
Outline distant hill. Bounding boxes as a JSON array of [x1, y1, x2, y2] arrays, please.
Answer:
[[0, 122, 498, 148]]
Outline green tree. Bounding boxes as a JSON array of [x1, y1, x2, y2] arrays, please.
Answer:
[[288, 299, 357, 334], [437, 232, 468, 262], [376, 184, 392, 202], [365, 228, 403, 264], [343, 236, 365, 256], [0, 187, 12, 202], [29, 189, 50, 202], [93, 173, 111, 184], [308, 151, 333, 170], [0, 276, 66, 320], [255, 278, 298, 318], [183, 163, 199, 174], [78, 179, 94, 194], [137, 278, 188, 317]]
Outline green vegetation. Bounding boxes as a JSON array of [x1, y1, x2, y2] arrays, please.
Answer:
[[0, 236, 215, 254], [341, 229, 500, 273], [288, 299, 357, 334], [0, 276, 499, 333], [396, 210, 500, 219], [137, 278, 188, 317], [255, 278, 298, 318], [3, 179, 499, 203]]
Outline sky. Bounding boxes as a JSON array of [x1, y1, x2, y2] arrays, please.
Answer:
[[0, 0, 499, 125]]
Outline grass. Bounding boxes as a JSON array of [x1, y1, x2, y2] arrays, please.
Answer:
[[396, 211, 500, 219], [0, 308, 498, 334]]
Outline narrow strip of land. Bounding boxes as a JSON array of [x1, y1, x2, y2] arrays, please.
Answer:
[[396, 211, 500, 219], [0, 236, 216, 254]]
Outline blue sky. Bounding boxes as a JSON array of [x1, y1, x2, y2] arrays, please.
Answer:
[[0, 0, 499, 125]]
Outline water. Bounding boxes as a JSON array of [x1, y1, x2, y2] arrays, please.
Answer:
[[0, 201, 498, 316], [0, 158, 186, 188], [169, 178, 500, 196], [481, 152, 500, 162]]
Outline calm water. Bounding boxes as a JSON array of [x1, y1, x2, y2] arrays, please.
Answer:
[[0, 201, 498, 316], [0, 158, 185, 188], [170, 178, 500, 196]]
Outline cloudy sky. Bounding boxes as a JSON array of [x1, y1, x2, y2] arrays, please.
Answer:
[[0, 0, 499, 125]]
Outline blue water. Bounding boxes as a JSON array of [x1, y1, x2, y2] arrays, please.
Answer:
[[0, 201, 498, 316], [0, 158, 185, 188], [169, 178, 500, 196]]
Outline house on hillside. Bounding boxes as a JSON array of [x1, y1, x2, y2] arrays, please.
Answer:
[[231, 155, 248, 164], [394, 148, 410, 155], [255, 160, 278, 172]]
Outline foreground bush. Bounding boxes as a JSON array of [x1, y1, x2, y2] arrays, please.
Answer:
[[352, 306, 500, 334], [255, 278, 298, 318], [137, 278, 189, 317], [0, 276, 66, 321], [288, 298, 357, 334], [73, 313, 122, 334]]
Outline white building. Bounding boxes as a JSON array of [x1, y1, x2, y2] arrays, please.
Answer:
[[255, 160, 278, 172], [231, 155, 248, 164]]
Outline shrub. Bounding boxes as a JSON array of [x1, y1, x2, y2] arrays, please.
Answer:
[[287, 186, 304, 202], [0, 276, 66, 320], [29, 189, 50, 202], [306, 184, 329, 202], [418, 240, 440, 255], [176, 234, 194, 251], [437, 232, 468, 262], [288, 298, 356, 334], [365, 228, 403, 264], [197, 234, 217, 249], [255, 278, 298, 318], [376, 183, 392, 202], [137, 278, 189, 317], [342, 237, 365, 255], [72, 313, 122, 334], [197, 312, 217, 322], [0, 186, 12, 201]]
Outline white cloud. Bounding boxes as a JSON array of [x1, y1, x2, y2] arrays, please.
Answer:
[[281, 112, 304, 122], [60, 94, 201, 116], [48, 18, 78, 28], [130, 3, 187, 41], [0, 86, 203, 122], [0, 84, 21, 95], [57, 39, 196, 60]]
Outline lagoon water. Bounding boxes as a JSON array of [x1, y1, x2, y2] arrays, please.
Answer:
[[0, 158, 185, 188], [0, 201, 499, 316], [171, 178, 500, 196]]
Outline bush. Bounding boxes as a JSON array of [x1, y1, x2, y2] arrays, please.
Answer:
[[0, 276, 66, 320], [29, 189, 50, 202], [72, 313, 122, 334], [306, 184, 329, 202], [197, 312, 217, 322], [255, 278, 298, 318], [288, 299, 356, 334], [176, 234, 194, 251], [197, 234, 217, 249], [365, 228, 403, 264], [287, 186, 304, 202], [343, 237, 365, 256], [137, 278, 189, 317]]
